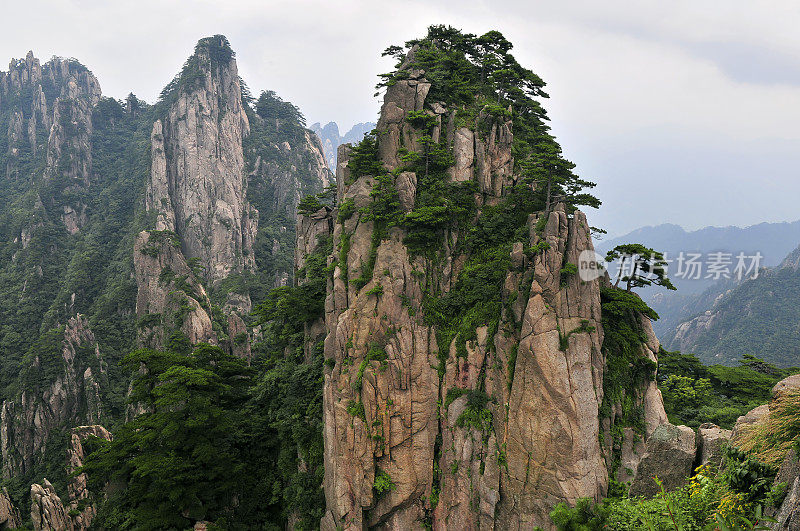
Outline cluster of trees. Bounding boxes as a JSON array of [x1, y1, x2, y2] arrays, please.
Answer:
[[82, 232, 332, 529], [380, 25, 601, 214], [659, 350, 798, 429]]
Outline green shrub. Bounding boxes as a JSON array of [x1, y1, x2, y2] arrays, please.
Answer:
[[373, 468, 396, 495]]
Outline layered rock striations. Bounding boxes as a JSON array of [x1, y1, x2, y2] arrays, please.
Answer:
[[145, 36, 255, 286], [315, 40, 668, 529]]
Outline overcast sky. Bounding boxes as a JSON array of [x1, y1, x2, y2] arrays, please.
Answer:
[[2, 0, 799, 237]]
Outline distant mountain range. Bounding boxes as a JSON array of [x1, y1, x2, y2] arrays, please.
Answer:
[[310, 121, 375, 170], [662, 242, 800, 367], [597, 222, 800, 366]]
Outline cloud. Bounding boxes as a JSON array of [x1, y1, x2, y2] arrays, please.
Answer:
[[1, 0, 798, 236]]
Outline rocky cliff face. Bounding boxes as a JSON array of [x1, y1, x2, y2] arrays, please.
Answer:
[[145, 36, 255, 287], [1, 52, 101, 234], [28, 425, 112, 531], [315, 49, 667, 529], [0, 36, 331, 526], [136, 36, 332, 352], [134, 230, 217, 350], [1, 315, 104, 478]]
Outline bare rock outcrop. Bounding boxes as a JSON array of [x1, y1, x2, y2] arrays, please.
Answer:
[[26, 425, 111, 531], [134, 230, 216, 349], [66, 425, 112, 529], [145, 36, 254, 286], [629, 424, 696, 498], [0, 487, 21, 529], [696, 423, 731, 469], [137, 36, 258, 363], [731, 403, 771, 441], [770, 450, 800, 530], [31, 479, 72, 531], [772, 374, 800, 399], [138, 35, 332, 358], [1, 52, 101, 233]]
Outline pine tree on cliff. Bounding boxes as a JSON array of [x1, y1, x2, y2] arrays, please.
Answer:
[[380, 25, 599, 214], [606, 243, 676, 292], [524, 138, 601, 212]]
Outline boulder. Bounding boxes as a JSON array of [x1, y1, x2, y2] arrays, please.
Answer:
[[772, 374, 800, 399], [31, 479, 72, 531], [731, 403, 770, 441], [629, 424, 696, 497], [696, 423, 731, 469], [771, 450, 800, 529]]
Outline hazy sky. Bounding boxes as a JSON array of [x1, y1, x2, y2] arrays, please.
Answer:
[[2, 0, 799, 237]]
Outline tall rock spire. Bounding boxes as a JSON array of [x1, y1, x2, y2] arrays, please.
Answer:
[[145, 35, 256, 285], [315, 30, 668, 530]]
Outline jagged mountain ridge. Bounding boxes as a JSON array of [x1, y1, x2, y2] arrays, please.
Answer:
[[664, 243, 800, 367], [0, 35, 330, 523], [310, 120, 375, 170]]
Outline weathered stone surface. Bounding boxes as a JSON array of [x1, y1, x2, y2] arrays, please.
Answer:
[[66, 425, 112, 529], [771, 476, 800, 530], [772, 375, 800, 399], [1, 315, 104, 478], [138, 37, 332, 359], [317, 47, 668, 531], [31, 479, 73, 531], [396, 171, 417, 212], [630, 424, 696, 498], [0, 486, 21, 529], [696, 423, 731, 469], [133, 230, 216, 350], [617, 427, 647, 485], [1, 52, 100, 232], [769, 450, 800, 529], [145, 37, 253, 285]]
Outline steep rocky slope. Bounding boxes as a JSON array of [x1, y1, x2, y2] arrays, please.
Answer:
[[305, 30, 669, 530], [664, 243, 800, 367], [311, 121, 376, 170], [0, 35, 330, 523]]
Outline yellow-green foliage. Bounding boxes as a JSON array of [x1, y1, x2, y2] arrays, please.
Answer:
[[735, 388, 800, 466], [550, 462, 781, 530]]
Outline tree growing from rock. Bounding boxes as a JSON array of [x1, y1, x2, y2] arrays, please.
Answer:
[[524, 139, 600, 212], [606, 243, 676, 292]]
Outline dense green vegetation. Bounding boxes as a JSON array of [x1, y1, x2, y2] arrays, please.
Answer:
[[83, 345, 252, 529], [549, 448, 784, 530], [5, 23, 797, 531], [658, 351, 798, 429], [672, 265, 800, 367], [82, 232, 332, 529], [0, 35, 331, 526], [244, 89, 328, 304]]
